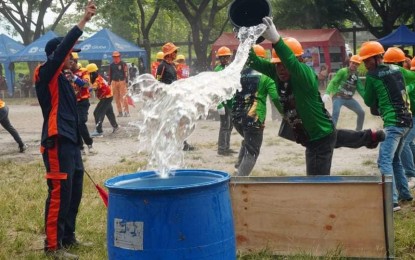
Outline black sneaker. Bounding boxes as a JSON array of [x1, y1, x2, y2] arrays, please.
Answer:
[[218, 150, 231, 156], [62, 239, 93, 249], [225, 148, 238, 154], [45, 249, 79, 259], [183, 141, 195, 151], [393, 203, 401, 212], [366, 129, 385, 149], [19, 144, 28, 153]]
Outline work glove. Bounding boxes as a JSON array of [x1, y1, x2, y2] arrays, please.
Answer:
[[322, 94, 331, 103], [262, 17, 280, 44], [217, 107, 226, 116]]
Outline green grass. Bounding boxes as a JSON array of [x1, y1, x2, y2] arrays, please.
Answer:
[[1, 159, 414, 259]]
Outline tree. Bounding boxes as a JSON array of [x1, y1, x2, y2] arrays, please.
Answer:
[[346, 0, 414, 38], [172, 0, 233, 71], [0, 0, 76, 44]]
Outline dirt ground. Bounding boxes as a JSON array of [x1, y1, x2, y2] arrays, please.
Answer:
[[0, 95, 383, 177]]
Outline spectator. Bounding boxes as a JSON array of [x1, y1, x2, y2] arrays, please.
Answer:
[[34, 2, 96, 258], [156, 42, 194, 151], [215, 46, 236, 156], [175, 54, 190, 79], [151, 52, 164, 78], [318, 64, 328, 89], [109, 51, 129, 117], [129, 62, 138, 82], [0, 98, 27, 152]]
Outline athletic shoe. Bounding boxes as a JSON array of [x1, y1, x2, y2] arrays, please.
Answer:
[[218, 150, 232, 156], [117, 113, 123, 117], [226, 148, 238, 154], [183, 141, 195, 151], [112, 126, 120, 133], [366, 129, 385, 149], [90, 131, 103, 138], [62, 239, 93, 249], [45, 249, 79, 259], [19, 143, 28, 153], [88, 145, 97, 155], [408, 177, 415, 189], [393, 203, 401, 212]]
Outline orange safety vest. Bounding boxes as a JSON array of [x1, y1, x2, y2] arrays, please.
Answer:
[[93, 75, 112, 99], [71, 69, 91, 101], [151, 61, 160, 77], [176, 63, 190, 79]]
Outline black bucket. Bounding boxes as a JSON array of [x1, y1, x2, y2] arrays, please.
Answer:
[[228, 0, 271, 28]]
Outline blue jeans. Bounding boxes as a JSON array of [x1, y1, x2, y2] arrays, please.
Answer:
[[401, 117, 415, 178], [332, 97, 365, 130], [378, 126, 412, 204]]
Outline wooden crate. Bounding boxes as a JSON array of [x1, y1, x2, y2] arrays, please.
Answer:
[[230, 175, 394, 258]]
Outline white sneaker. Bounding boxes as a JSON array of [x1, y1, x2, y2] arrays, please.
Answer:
[[88, 145, 97, 155], [393, 203, 401, 212], [408, 177, 415, 189]]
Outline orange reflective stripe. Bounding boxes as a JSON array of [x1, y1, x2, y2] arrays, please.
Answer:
[[45, 179, 61, 250], [45, 172, 68, 180], [47, 68, 63, 137]]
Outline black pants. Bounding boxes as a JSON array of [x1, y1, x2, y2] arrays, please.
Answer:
[[93, 97, 118, 133], [42, 136, 84, 250], [305, 129, 376, 176], [218, 106, 233, 152], [0, 105, 24, 147], [77, 99, 93, 147], [234, 120, 264, 176]]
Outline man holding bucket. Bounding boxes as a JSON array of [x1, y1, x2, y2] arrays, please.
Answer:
[[248, 17, 385, 176], [34, 1, 96, 258]]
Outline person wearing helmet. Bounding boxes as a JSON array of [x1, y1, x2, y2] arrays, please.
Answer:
[[322, 54, 365, 130], [359, 42, 413, 211], [34, 2, 96, 258], [87, 63, 119, 138], [67, 52, 96, 155], [109, 51, 130, 117], [156, 42, 195, 151], [251, 17, 385, 176], [215, 46, 236, 156], [383, 47, 415, 196], [151, 52, 164, 77], [233, 44, 282, 176], [175, 54, 190, 79], [156, 42, 179, 84]]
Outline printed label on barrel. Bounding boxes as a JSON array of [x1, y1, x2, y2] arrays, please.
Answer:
[[114, 218, 143, 250]]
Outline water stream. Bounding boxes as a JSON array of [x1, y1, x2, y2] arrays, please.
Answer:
[[129, 24, 266, 178]]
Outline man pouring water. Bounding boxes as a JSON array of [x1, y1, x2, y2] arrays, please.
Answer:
[[247, 17, 385, 176]]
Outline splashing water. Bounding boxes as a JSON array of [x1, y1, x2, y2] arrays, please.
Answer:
[[130, 25, 266, 178]]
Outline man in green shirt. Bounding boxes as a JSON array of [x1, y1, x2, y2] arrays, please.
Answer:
[[249, 17, 384, 176], [322, 55, 365, 130], [233, 44, 281, 176]]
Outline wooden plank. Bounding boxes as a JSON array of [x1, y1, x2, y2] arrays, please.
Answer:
[[230, 182, 387, 258]]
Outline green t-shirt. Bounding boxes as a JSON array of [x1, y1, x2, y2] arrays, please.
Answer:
[[248, 38, 334, 142], [363, 64, 412, 127], [326, 67, 365, 98]]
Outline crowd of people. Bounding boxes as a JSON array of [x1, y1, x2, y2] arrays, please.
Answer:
[[2, 3, 415, 257]]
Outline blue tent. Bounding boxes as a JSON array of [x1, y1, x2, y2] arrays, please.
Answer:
[[378, 25, 415, 46], [10, 31, 58, 62], [0, 34, 25, 96], [76, 29, 148, 70]]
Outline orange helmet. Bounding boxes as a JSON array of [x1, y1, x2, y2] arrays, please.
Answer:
[[217, 46, 232, 57], [271, 37, 303, 63], [253, 44, 266, 58], [112, 51, 121, 57], [383, 47, 405, 63], [358, 41, 384, 60], [349, 55, 362, 64], [411, 57, 415, 71], [162, 42, 179, 55]]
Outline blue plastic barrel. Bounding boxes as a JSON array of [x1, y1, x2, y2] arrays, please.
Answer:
[[105, 169, 236, 260]]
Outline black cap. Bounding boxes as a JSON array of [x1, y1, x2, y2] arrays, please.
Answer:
[[45, 37, 81, 56]]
